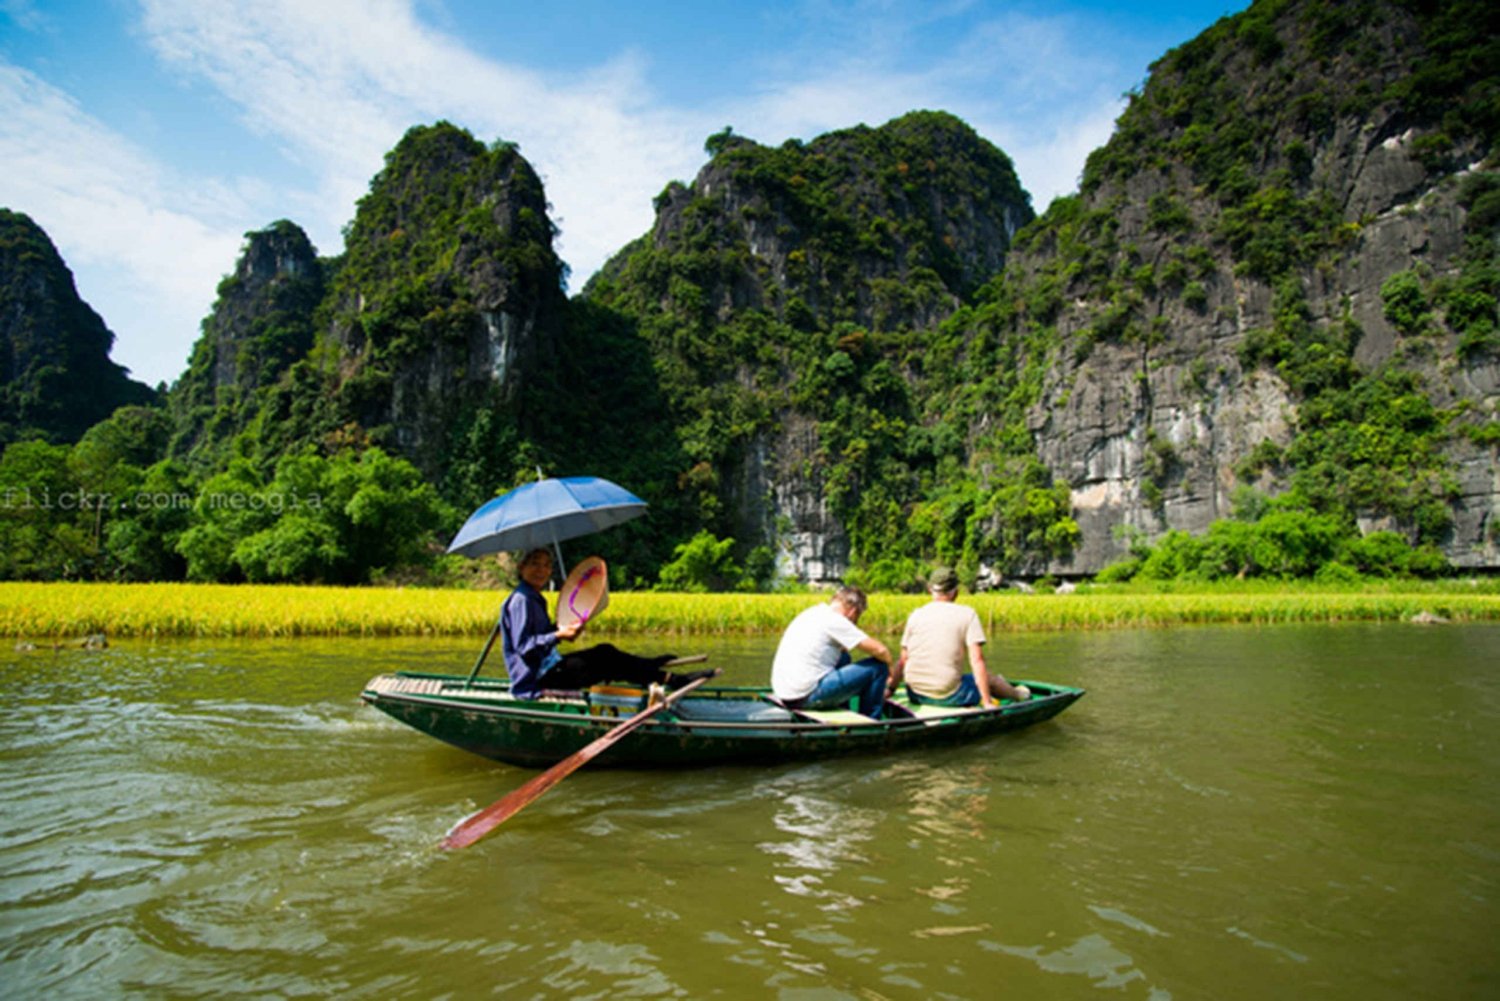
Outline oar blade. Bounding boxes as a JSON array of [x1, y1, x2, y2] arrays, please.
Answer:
[[442, 772, 566, 849], [440, 670, 717, 849], [441, 740, 613, 850]]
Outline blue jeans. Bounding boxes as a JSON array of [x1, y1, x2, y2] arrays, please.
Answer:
[[907, 674, 980, 707], [803, 657, 889, 718]]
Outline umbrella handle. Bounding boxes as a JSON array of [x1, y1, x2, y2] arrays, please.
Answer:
[[540, 466, 566, 585]]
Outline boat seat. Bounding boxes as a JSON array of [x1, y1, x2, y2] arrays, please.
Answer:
[[890, 700, 986, 720], [758, 694, 888, 726], [673, 699, 799, 723], [789, 708, 885, 726]]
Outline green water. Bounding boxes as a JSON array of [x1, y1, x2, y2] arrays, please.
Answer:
[[1, 623, 1496, 999]]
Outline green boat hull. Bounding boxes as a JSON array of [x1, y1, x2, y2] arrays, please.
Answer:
[[361, 672, 1085, 768]]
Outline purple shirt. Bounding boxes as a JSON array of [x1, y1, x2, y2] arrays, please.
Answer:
[[501, 581, 559, 698]]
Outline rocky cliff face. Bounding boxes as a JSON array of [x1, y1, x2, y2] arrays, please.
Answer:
[[632, 114, 1032, 331], [320, 122, 568, 497], [1002, 0, 1499, 573], [586, 1, 1497, 581], [169, 219, 324, 463], [0, 209, 155, 446], [587, 111, 1035, 581], [166, 123, 571, 508]]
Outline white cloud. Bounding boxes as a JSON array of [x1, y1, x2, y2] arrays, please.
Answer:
[[983, 97, 1126, 212], [0, 63, 246, 384], [136, 0, 709, 285], [688, 5, 1132, 214]]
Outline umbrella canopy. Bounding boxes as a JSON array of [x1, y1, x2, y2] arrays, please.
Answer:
[[446, 476, 648, 559]]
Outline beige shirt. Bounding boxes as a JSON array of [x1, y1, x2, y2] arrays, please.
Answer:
[[901, 600, 986, 699]]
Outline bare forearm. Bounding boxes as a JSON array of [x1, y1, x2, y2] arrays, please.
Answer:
[[857, 637, 892, 665], [972, 659, 997, 708], [888, 652, 907, 691]]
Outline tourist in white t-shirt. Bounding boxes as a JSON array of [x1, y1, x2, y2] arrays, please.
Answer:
[[890, 567, 1030, 708], [771, 586, 892, 718]]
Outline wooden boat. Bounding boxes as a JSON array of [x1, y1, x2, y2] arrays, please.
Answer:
[[360, 672, 1085, 768]]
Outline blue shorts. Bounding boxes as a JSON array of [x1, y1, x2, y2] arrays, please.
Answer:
[[907, 675, 980, 707]]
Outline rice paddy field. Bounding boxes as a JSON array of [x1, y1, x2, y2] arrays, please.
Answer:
[[2, 579, 1499, 640]]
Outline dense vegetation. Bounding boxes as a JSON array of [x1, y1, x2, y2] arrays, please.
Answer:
[[585, 111, 1074, 589], [0, 210, 156, 447], [0, 0, 1495, 590], [0, 411, 450, 584]]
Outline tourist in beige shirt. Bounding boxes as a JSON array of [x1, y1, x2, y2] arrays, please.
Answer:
[[890, 566, 1030, 708]]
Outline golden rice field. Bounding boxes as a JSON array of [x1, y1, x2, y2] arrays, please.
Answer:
[[2, 581, 1498, 641]]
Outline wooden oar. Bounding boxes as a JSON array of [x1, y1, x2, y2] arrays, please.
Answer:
[[440, 668, 718, 849]]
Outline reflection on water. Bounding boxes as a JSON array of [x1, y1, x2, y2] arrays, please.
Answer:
[[763, 789, 879, 910], [1, 626, 1498, 998]]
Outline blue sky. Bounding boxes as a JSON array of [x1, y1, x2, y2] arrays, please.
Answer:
[[1, 0, 1248, 387]]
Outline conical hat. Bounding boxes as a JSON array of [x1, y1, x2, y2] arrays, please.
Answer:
[[557, 556, 609, 629]]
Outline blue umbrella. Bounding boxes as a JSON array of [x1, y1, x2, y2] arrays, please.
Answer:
[[451, 476, 647, 688], [446, 476, 648, 559]]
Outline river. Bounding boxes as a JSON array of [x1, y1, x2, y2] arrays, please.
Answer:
[[1, 622, 1496, 999]]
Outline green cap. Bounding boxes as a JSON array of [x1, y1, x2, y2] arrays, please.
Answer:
[[928, 566, 959, 592]]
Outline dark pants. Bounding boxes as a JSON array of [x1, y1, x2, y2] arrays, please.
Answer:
[[539, 643, 673, 690]]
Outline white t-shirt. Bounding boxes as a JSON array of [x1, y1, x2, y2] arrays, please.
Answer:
[[901, 600, 986, 699], [771, 603, 870, 700]]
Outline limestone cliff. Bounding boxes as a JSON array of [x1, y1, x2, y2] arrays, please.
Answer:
[[167, 123, 572, 509], [316, 122, 568, 502], [994, 0, 1499, 573], [169, 219, 324, 463], [0, 209, 155, 446], [79, 0, 1500, 583], [613, 112, 1032, 329], [587, 111, 1035, 581]]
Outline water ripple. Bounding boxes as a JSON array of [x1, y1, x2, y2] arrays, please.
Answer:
[[2, 628, 1498, 998]]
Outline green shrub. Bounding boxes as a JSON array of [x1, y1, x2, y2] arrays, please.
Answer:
[[656, 531, 746, 593], [1380, 270, 1431, 335], [1314, 561, 1363, 584], [1095, 558, 1142, 583], [846, 556, 926, 593], [1341, 530, 1412, 577]]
